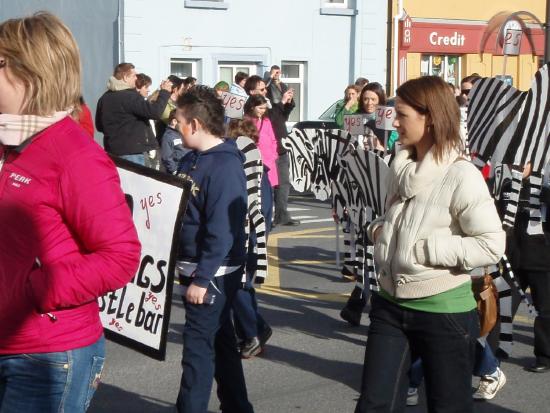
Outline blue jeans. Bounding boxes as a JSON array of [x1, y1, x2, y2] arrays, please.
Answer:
[[119, 153, 145, 166], [355, 293, 479, 413], [0, 336, 105, 413], [177, 269, 254, 413]]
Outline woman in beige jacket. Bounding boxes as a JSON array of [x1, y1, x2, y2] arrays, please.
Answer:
[[354, 76, 505, 413]]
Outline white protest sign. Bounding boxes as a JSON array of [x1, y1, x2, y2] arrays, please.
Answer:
[[503, 29, 522, 56], [343, 114, 366, 135], [220, 91, 248, 119], [99, 158, 190, 360], [375, 106, 396, 131]]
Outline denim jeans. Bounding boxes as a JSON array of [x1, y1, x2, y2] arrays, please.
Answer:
[[355, 293, 479, 413], [274, 153, 291, 224], [119, 153, 146, 166], [0, 336, 105, 413], [177, 268, 254, 413]]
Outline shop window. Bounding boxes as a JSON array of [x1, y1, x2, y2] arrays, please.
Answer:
[[218, 63, 257, 85], [170, 59, 198, 79], [281, 61, 307, 123], [420, 55, 461, 86]]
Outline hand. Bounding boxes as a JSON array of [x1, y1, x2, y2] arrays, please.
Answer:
[[186, 283, 207, 304], [282, 88, 294, 104], [160, 80, 173, 92], [344, 95, 357, 110]]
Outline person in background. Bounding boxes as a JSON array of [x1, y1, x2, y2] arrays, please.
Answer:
[[226, 119, 273, 358], [354, 77, 369, 89], [357, 82, 387, 148], [334, 84, 360, 129], [355, 76, 505, 413], [460, 74, 481, 105], [161, 109, 189, 174], [0, 12, 141, 412], [214, 80, 229, 97], [136, 73, 152, 98], [96, 63, 171, 168], [174, 86, 254, 413], [182, 76, 197, 94], [230, 71, 249, 97], [155, 75, 184, 140], [265, 65, 288, 105], [76, 96, 94, 138], [243, 95, 279, 189]]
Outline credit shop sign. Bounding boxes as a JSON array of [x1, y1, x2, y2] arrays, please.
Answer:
[[99, 157, 190, 360]]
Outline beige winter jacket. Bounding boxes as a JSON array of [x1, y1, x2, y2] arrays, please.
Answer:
[[367, 146, 505, 299]]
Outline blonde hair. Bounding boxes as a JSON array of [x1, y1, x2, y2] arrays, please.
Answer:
[[0, 12, 81, 116]]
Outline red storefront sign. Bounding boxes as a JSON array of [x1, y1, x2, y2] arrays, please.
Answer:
[[400, 20, 544, 55]]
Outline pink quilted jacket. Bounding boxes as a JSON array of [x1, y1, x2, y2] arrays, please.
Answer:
[[0, 117, 141, 354]]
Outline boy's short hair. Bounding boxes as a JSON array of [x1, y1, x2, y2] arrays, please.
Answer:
[[0, 12, 81, 116], [214, 81, 229, 92], [114, 63, 135, 80], [176, 86, 224, 137]]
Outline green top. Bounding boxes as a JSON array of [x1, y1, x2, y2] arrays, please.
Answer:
[[334, 100, 358, 129], [377, 281, 476, 313], [160, 99, 177, 125]]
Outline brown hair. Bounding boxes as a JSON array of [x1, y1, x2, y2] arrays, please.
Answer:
[[396, 76, 462, 162], [344, 84, 361, 95], [176, 85, 225, 137], [358, 82, 387, 113], [135, 73, 152, 90], [114, 63, 135, 80], [0, 12, 81, 115], [226, 119, 259, 143]]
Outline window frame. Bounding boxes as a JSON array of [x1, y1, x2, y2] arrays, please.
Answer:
[[281, 61, 307, 123], [184, 0, 228, 10]]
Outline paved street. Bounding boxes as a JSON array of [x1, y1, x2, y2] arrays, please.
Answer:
[[90, 192, 550, 413]]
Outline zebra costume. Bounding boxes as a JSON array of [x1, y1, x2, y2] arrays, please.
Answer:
[[235, 136, 268, 283]]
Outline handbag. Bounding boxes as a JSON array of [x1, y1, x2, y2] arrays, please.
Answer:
[[471, 271, 499, 337]]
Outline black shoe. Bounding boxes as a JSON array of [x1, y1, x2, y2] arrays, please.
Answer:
[[282, 219, 300, 226], [526, 361, 550, 373], [259, 325, 273, 347], [240, 337, 261, 359], [340, 306, 362, 326]]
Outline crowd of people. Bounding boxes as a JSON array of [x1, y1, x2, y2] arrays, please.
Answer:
[[1, 10, 549, 413]]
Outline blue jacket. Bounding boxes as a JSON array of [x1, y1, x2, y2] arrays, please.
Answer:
[[177, 141, 248, 287], [161, 126, 190, 174]]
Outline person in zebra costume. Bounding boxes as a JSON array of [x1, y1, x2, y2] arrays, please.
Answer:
[[226, 119, 273, 359], [467, 64, 550, 373]]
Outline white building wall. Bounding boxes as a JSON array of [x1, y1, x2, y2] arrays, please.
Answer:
[[123, 0, 388, 120]]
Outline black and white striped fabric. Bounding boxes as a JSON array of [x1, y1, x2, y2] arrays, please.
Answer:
[[468, 63, 550, 229], [235, 136, 268, 282], [282, 128, 351, 201]]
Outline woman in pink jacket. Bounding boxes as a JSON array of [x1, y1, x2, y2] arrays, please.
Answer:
[[244, 95, 279, 187], [0, 12, 141, 412]]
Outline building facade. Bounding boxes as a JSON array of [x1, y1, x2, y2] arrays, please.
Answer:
[[391, 0, 547, 91], [122, 0, 389, 121]]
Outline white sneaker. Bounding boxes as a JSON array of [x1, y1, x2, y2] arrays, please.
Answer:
[[406, 387, 419, 406], [473, 367, 507, 400]]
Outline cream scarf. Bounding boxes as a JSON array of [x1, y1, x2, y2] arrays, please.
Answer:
[[0, 112, 69, 146]]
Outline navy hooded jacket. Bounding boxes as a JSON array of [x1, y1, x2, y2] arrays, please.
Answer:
[[177, 141, 248, 287]]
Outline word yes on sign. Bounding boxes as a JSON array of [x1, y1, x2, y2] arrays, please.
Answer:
[[220, 91, 248, 119], [375, 106, 396, 131], [343, 114, 367, 135]]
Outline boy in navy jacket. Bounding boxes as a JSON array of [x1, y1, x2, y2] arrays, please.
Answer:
[[175, 86, 254, 413]]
